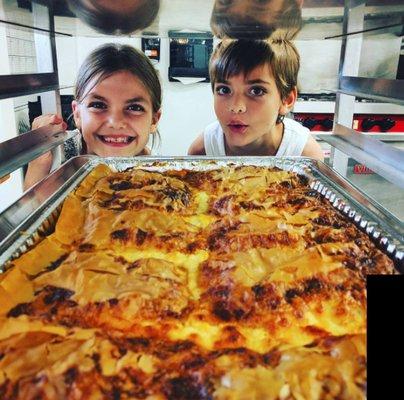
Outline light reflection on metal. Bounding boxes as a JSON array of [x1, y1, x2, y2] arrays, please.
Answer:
[[323, 124, 404, 189], [325, 22, 403, 39], [65, 0, 160, 35], [0, 126, 79, 179], [339, 77, 404, 106], [210, 0, 303, 40], [0, 18, 72, 37]]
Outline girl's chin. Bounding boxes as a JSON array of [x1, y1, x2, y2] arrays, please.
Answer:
[[94, 144, 142, 158], [225, 135, 252, 148]]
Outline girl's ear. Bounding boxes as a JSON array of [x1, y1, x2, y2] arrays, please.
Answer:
[[279, 87, 297, 116], [71, 100, 81, 129], [150, 109, 162, 133]]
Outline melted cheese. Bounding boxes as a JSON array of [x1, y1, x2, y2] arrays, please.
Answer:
[[0, 164, 393, 399]]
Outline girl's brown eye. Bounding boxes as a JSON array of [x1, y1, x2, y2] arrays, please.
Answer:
[[88, 101, 107, 109], [127, 104, 145, 112], [249, 86, 267, 96], [216, 85, 231, 95]]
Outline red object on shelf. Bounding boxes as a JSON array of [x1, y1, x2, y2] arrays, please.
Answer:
[[294, 113, 334, 131], [353, 164, 374, 174], [294, 113, 404, 133], [353, 114, 404, 133]]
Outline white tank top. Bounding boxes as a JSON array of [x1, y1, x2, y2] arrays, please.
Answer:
[[203, 118, 310, 157]]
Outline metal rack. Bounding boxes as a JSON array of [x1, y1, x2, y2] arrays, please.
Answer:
[[0, 0, 65, 180], [325, 0, 404, 189]]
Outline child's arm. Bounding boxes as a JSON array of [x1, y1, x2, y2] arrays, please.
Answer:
[[24, 114, 67, 191], [188, 133, 206, 155], [301, 135, 324, 161]]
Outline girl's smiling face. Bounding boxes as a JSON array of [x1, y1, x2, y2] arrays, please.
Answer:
[[72, 70, 161, 157], [213, 63, 295, 150]]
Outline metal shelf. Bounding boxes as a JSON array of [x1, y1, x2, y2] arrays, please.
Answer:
[[0, 126, 78, 179], [293, 100, 404, 114], [315, 133, 404, 143], [323, 124, 404, 189], [0, 73, 59, 100], [0, 18, 72, 37], [337, 77, 404, 107], [328, 0, 404, 188], [0, 1, 60, 101]]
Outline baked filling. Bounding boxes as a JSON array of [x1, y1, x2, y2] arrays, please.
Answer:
[[0, 164, 395, 399]]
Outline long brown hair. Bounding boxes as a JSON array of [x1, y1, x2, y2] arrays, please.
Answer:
[[74, 43, 162, 149]]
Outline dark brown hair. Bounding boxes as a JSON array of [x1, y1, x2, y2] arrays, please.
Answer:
[[209, 39, 300, 101], [67, 0, 160, 35], [75, 43, 162, 148], [211, 0, 302, 40]]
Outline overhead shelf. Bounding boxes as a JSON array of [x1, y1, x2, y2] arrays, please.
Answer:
[[0, 73, 59, 100], [293, 100, 404, 114], [336, 77, 404, 106]]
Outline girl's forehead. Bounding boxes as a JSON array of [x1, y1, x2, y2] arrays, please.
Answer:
[[226, 63, 275, 83], [85, 71, 151, 100], [89, 71, 145, 91]]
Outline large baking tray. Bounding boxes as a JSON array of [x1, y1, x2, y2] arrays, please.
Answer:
[[1, 155, 403, 272]]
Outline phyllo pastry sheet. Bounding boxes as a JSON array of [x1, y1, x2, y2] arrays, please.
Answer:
[[0, 164, 395, 399]]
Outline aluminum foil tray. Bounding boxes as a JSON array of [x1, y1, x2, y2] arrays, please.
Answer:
[[1, 155, 403, 272]]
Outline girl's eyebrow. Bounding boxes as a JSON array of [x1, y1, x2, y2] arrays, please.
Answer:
[[86, 94, 148, 104], [245, 79, 270, 85], [88, 94, 108, 101], [126, 96, 148, 104]]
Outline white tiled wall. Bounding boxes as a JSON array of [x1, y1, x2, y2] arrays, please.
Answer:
[[0, 18, 32, 211], [6, 28, 37, 74], [3, 0, 39, 75]]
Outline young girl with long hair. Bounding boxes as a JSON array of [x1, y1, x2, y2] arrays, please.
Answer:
[[24, 43, 162, 190]]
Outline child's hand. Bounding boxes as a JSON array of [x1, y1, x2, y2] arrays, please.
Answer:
[[32, 114, 67, 131], [30, 114, 67, 167], [24, 114, 67, 191]]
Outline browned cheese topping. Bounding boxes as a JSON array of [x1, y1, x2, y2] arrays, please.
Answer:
[[0, 164, 395, 399]]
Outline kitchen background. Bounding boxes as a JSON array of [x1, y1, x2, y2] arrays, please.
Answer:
[[0, 0, 403, 215]]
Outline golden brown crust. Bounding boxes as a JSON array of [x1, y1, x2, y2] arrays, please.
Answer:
[[0, 164, 395, 399], [0, 330, 366, 400]]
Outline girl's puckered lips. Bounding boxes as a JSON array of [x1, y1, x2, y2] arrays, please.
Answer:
[[228, 120, 249, 134]]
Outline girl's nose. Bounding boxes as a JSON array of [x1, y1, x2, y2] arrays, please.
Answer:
[[107, 110, 128, 129], [229, 97, 246, 114]]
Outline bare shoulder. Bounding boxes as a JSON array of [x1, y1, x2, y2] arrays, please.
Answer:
[[188, 133, 206, 155], [302, 134, 324, 161]]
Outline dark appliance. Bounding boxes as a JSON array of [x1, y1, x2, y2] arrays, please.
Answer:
[[168, 30, 213, 83], [28, 95, 75, 130], [142, 37, 160, 62]]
